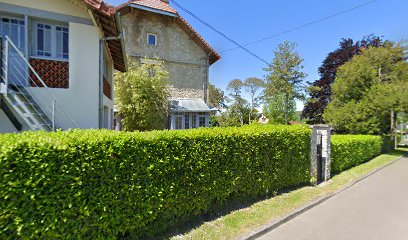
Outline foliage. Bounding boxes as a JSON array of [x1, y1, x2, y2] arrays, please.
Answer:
[[227, 79, 244, 97], [208, 83, 226, 109], [264, 41, 306, 124], [323, 43, 408, 134], [209, 115, 220, 127], [331, 135, 384, 173], [114, 58, 170, 131], [263, 93, 297, 124], [217, 102, 255, 127], [302, 35, 384, 124], [0, 125, 312, 239], [243, 77, 264, 122], [221, 79, 252, 126]]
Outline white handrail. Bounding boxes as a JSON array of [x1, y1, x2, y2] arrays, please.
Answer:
[[4, 36, 79, 129]]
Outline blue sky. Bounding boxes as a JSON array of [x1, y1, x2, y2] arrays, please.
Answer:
[[106, 0, 408, 110]]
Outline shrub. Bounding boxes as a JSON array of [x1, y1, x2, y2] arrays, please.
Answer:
[[0, 125, 311, 239], [331, 135, 383, 173]]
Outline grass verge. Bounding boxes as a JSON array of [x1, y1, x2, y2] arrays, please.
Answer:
[[170, 149, 407, 240]]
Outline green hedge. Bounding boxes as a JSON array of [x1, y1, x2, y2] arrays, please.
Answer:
[[0, 125, 311, 239], [331, 135, 383, 174]]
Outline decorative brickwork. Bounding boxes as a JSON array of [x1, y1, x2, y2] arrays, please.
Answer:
[[103, 76, 112, 99], [29, 58, 69, 89]]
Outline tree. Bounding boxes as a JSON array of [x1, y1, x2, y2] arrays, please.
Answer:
[[264, 41, 306, 124], [263, 94, 296, 124], [217, 79, 253, 127], [323, 43, 408, 136], [208, 83, 225, 109], [224, 79, 250, 126], [115, 58, 170, 131], [302, 35, 384, 123], [243, 77, 264, 122]]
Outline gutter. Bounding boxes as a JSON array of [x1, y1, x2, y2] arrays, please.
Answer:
[[98, 12, 127, 129]]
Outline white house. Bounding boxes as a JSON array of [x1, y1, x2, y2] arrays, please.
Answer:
[[0, 0, 127, 133]]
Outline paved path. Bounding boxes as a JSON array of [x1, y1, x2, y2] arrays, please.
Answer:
[[257, 157, 408, 240]]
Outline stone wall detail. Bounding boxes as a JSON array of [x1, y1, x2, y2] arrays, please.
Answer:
[[122, 10, 209, 103], [167, 85, 203, 100], [310, 125, 332, 184]]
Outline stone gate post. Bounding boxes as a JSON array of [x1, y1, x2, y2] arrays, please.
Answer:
[[310, 125, 332, 184]]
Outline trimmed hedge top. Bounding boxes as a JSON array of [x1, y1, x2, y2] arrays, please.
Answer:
[[331, 135, 383, 173], [0, 125, 312, 239]]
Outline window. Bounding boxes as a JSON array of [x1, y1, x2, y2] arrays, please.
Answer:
[[35, 22, 69, 60], [37, 24, 52, 57], [147, 33, 157, 46], [191, 114, 197, 129], [175, 115, 183, 130], [0, 17, 25, 51], [185, 114, 190, 129], [199, 115, 206, 127], [56, 26, 69, 59]]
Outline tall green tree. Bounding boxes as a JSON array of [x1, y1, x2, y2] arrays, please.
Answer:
[[324, 43, 408, 136], [264, 41, 306, 124], [263, 94, 296, 124], [208, 83, 225, 109], [224, 79, 249, 126], [243, 77, 264, 122], [302, 35, 384, 123], [115, 58, 170, 131], [216, 79, 254, 127]]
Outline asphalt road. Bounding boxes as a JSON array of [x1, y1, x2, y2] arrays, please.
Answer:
[[257, 156, 408, 240]]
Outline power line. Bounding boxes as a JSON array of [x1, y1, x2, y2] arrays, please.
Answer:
[[220, 0, 379, 53], [170, 0, 270, 65]]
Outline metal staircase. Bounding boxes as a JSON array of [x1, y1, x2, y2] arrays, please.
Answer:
[[1, 36, 78, 131]]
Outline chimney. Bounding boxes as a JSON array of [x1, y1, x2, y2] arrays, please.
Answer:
[[160, 0, 169, 3]]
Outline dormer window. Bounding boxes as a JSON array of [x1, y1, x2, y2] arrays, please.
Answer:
[[147, 33, 157, 46]]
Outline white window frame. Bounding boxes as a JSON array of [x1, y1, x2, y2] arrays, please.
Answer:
[[147, 33, 157, 46], [171, 113, 209, 130], [0, 15, 25, 51], [174, 114, 183, 130], [199, 114, 206, 128], [33, 21, 69, 61]]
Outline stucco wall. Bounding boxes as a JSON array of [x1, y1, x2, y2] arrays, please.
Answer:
[[28, 22, 100, 130], [122, 10, 209, 100], [0, 0, 90, 19]]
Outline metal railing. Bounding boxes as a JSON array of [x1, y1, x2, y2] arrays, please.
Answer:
[[0, 36, 78, 130]]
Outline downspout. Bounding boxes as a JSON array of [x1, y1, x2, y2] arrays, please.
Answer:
[[99, 39, 104, 129], [99, 36, 121, 129], [95, 11, 126, 129]]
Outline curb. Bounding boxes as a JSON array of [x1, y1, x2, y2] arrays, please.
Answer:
[[241, 154, 407, 240]]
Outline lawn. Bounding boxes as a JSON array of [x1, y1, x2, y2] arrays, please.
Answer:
[[169, 148, 407, 240]]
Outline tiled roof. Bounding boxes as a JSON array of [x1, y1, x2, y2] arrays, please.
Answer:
[[117, 0, 177, 15], [82, 0, 116, 16], [82, 0, 127, 72], [117, 0, 221, 65]]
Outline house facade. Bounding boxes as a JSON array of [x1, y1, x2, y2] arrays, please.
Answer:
[[117, 0, 220, 130], [0, 0, 127, 133]]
